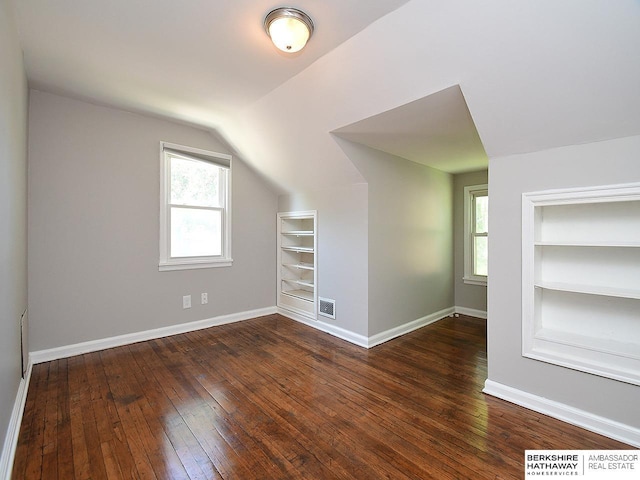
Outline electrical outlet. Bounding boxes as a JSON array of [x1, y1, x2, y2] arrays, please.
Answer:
[[201, 293, 208, 305], [183, 295, 191, 309]]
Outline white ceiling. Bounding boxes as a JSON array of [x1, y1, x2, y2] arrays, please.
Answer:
[[10, 1, 640, 191], [12, 0, 410, 125], [11, 0, 492, 175], [332, 85, 488, 174]]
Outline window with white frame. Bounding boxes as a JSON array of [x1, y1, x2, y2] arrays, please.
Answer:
[[463, 184, 488, 285], [159, 142, 232, 271]]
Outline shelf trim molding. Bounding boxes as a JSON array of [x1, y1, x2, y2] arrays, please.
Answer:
[[522, 181, 640, 206]]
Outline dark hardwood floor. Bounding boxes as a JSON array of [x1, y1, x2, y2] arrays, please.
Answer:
[[12, 314, 628, 479]]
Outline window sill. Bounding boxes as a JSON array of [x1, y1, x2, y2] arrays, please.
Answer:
[[463, 276, 487, 286], [159, 258, 233, 271]]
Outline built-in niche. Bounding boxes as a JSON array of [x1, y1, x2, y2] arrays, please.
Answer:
[[522, 183, 640, 385]]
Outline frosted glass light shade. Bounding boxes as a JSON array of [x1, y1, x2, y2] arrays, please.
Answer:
[[264, 8, 314, 53]]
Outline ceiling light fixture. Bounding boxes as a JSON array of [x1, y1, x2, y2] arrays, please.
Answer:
[[264, 7, 314, 53]]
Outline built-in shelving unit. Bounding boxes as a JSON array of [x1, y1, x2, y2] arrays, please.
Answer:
[[277, 211, 317, 319], [522, 183, 640, 386]]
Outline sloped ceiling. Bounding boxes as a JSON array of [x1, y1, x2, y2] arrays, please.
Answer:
[[11, 0, 640, 193], [332, 85, 488, 174], [221, 0, 640, 193], [12, 0, 410, 126]]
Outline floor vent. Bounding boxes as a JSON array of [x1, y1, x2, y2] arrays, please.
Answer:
[[318, 297, 336, 319]]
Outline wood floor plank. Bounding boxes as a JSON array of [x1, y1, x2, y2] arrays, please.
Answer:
[[66, 356, 94, 480], [54, 358, 75, 480], [41, 360, 59, 479], [158, 330, 318, 478], [229, 321, 492, 479], [139, 339, 258, 479], [16, 363, 48, 479], [126, 342, 218, 480], [184, 330, 385, 480], [160, 327, 344, 479], [13, 314, 631, 480], [262, 321, 502, 477], [99, 346, 187, 480], [82, 351, 134, 479], [210, 326, 434, 478]]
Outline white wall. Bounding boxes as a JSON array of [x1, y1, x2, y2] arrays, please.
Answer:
[[278, 184, 369, 337], [0, 0, 28, 462], [488, 135, 640, 429], [278, 139, 456, 341], [28, 90, 278, 351], [453, 170, 488, 314], [338, 140, 453, 336]]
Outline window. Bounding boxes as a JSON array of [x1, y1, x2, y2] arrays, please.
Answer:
[[463, 184, 488, 285], [159, 142, 232, 271]]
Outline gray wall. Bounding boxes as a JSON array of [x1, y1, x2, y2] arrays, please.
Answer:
[[488, 134, 640, 427], [453, 170, 488, 313], [28, 90, 278, 351], [278, 184, 369, 337], [339, 140, 453, 337], [0, 0, 28, 458]]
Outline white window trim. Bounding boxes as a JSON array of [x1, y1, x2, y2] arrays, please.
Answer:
[[463, 184, 488, 286], [159, 141, 233, 271]]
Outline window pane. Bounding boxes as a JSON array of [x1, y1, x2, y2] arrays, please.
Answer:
[[473, 236, 488, 276], [171, 207, 222, 257], [475, 195, 488, 234], [170, 156, 221, 207]]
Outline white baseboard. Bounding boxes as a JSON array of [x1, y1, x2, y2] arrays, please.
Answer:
[[277, 308, 369, 347], [0, 361, 33, 480], [280, 306, 457, 349], [30, 306, 277, 364], [454, 306, 487, 319], [367, 307, 455, 348], [483, 379, 640, 448]]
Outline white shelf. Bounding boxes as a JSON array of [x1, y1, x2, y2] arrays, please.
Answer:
[[283, 262, 314, 271], [282, 289, 314, 302], [283, 278, 314, 288], [535, 281, 640, 300], [281, 246, 314, 253], [282, 230, 314, 236], [535, 328, 640, 361], [535, 241, 640, 248]]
